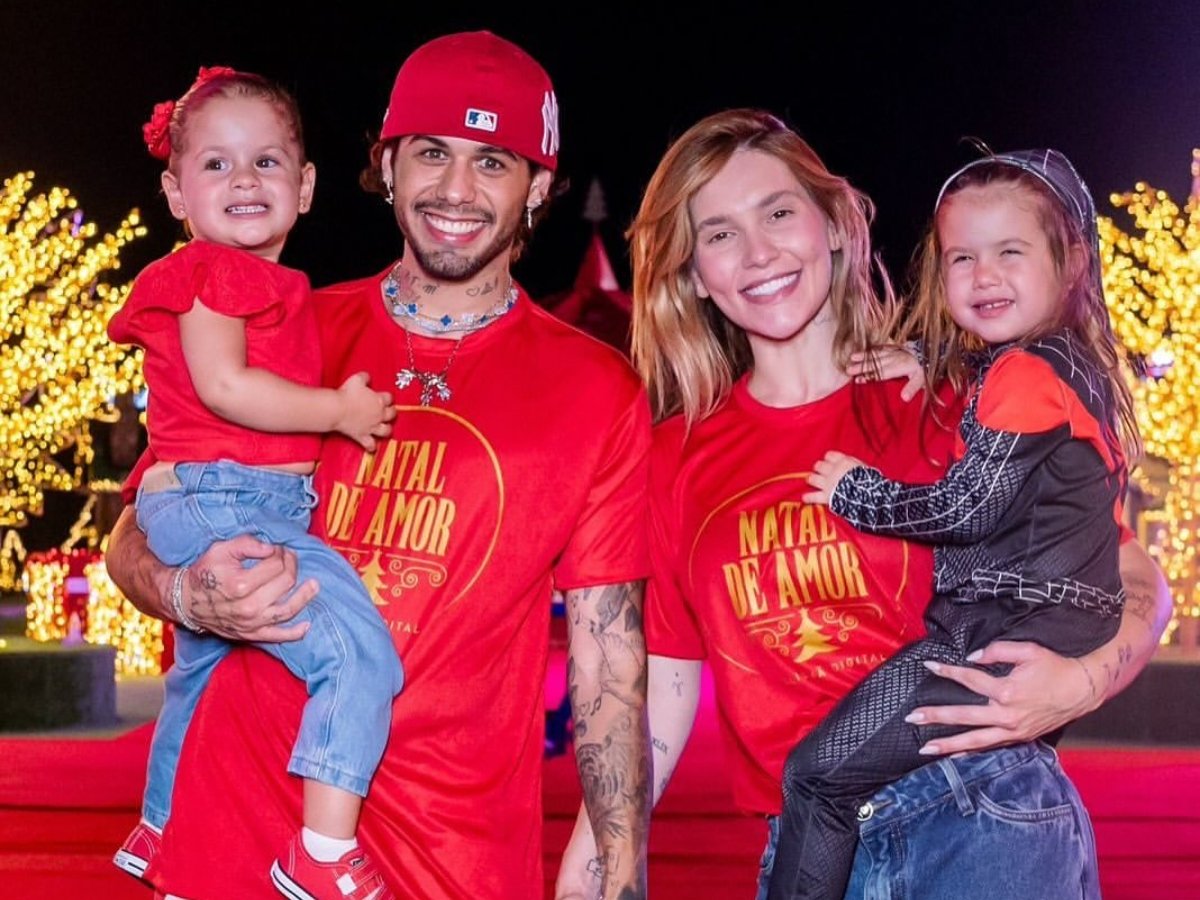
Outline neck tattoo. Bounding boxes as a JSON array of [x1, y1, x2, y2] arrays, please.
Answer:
[[396, 327, 464, 406], [383, 262, 517, 334]]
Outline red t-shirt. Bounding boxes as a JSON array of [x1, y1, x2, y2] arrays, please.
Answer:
[[107, 239, 322, 465], [146, 273, 651, 898], [645, 377, 957, 816]]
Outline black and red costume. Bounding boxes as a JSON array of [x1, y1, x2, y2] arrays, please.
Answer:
[[768, 331, 1127, 900]]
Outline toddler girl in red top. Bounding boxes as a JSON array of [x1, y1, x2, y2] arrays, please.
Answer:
[[767, 149, 1142, 899], [107, 67, 400, 900]]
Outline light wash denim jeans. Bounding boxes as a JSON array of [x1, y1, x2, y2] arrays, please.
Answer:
[[137, 460, 404, 828], [757, 742, 1099, 900]]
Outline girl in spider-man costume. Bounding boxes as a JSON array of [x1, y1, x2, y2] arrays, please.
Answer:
[[768, 148, 1142, 900]]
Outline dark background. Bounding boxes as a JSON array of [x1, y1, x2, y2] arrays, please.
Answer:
[[4, 1, 1198, 297]]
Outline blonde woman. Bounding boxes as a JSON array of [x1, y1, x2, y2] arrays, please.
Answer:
[[556, 109, 1170, 900]]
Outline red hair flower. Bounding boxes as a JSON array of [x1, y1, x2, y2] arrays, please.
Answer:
[[194, 65, 237, 85], [142, 99, 175, 160], [141, 66, 239, 161]]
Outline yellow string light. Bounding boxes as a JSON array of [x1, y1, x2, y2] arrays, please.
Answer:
[[1100, 151, 1200, 643], [87, 557, 164, 676], [3, 171, 160, 672], [0, 529, 27, 592], [22, 555, 68, 641], [0, 171, 146, 527]]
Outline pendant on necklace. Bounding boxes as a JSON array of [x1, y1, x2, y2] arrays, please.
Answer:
[[396, 366, 452, 406], [396, 328, 462, 406]]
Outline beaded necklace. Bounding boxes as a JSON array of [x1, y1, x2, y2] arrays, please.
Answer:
[[383, 264, 518, 406], [383, 263, 517, 334]]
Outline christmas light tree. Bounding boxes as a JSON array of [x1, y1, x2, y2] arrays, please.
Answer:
[[1, 170, 163, 673], [0, 171, 146, 528], [1100, 150, 1200, 643]]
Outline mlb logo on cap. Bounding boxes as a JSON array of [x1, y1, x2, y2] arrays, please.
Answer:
[[466, 108, 498, 133]]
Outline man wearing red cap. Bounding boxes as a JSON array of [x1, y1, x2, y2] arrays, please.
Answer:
[[107, 30, 650, 900]]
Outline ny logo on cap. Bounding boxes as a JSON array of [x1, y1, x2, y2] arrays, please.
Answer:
[[541, 91, 559, 159], [465, 108, 498, 133]]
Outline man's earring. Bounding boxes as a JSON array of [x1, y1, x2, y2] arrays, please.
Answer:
[[525, 201, 540, 229], [384, 182, 394, 205]]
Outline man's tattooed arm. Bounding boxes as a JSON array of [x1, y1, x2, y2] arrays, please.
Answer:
[[106, 507, 176, 620], [106, 506, 314, 643], [565, 580, 650, 900], [554, 653, 704, 900]]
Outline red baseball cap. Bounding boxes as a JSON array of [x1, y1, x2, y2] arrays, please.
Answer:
[[380, 30, 560, 171]]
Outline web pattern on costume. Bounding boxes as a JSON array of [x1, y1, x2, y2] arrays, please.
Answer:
[[828, 332, 1123, 616], [769, 333, 1126, 900], [1026, 330, 1110, 414]]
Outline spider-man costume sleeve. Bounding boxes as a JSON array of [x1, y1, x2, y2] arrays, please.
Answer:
[[828, 336, 1120, 545]]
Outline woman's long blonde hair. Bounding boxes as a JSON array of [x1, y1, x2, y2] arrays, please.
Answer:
[[629, 109, 898, 425]]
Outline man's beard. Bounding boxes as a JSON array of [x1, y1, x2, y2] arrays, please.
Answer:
[[399, 205, 521, 282]]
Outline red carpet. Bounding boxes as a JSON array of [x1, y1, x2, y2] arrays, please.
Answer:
[[2, 669, 1198, 899]]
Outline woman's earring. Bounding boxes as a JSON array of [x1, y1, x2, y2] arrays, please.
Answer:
[[384, 182, 394, 205]]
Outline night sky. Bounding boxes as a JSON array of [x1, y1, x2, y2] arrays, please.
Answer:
[[5, 1, 1198, 300]]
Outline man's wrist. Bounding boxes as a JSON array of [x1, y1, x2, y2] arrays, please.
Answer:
[[169, 565, 206, 634]]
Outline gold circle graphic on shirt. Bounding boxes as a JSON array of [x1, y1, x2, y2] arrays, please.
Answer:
[[687, 472, 916, 669], [317, 405, 504, 615]]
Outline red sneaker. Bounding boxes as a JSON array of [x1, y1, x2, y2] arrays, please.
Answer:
[[270, 833, 392, 900], [113, 820, 162, 883]]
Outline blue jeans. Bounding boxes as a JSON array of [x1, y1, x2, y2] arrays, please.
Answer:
[[136, 461, 404, 829], [757, 742, 1099, 900]]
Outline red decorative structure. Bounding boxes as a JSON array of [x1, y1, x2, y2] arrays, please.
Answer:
[[23, 547, 165, 674], [23, 548, 100, 639], [541, 179, 633, 355]]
